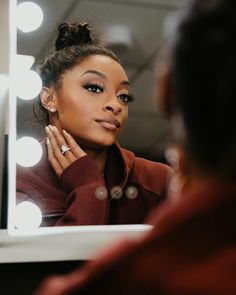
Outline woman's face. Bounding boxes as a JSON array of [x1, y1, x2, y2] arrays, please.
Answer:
[[51, 55, 133, 149]]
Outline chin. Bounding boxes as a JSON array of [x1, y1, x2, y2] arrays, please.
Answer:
[[93, 139, 115, 149], [76, 136, 116, 151]]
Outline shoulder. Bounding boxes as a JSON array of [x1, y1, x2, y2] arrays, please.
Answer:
[[133, 156, 173, 181], [114, 145, 174, 195], [131, 155, 174, 195], [134, 156, 172, 173], [120, 146, 173, 180]]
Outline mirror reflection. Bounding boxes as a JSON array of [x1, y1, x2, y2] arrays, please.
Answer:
[[15, 0, 185, 229]]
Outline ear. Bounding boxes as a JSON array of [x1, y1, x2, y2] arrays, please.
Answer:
[[155, 65, 173, 118], [40, 87, 57, 113]]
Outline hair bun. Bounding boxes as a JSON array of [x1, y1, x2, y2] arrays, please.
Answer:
[[55, 22, 93, 50]]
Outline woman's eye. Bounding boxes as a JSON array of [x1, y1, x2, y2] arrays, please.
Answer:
[[84, 84, 103, 93], [118, 94, 135, 103]]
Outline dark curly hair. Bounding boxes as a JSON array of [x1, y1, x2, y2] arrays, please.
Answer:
[[171, 0, 236, 180]]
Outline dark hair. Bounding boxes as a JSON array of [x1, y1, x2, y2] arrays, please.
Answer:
[[171, 0, 236, 179], [34, 22, 120, 124]]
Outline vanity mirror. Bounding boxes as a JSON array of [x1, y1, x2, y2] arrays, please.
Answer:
[[12, 0, 187, 231]]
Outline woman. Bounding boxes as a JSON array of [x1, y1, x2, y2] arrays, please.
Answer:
[[17, 22, 173, 226], [35, 0, 236, 294]]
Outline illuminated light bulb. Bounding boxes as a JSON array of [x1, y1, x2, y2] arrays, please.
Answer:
[[15, 201, 42, 230], [15, 69, 42, 100], [16, 2, 43, 33], [13, 54, 42, 100], [16, 136, 42, 167], [15, 54, 35, 70]]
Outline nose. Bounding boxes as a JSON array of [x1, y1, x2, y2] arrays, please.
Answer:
[[104, 98, 122, 115]]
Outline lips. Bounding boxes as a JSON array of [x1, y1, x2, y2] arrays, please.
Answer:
[[95, 118, 121, 130]]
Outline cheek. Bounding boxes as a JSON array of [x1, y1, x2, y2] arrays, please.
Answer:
[[123, 108, 128, 123], [59, 95, 92, 118], [120, 109, 128, 130]]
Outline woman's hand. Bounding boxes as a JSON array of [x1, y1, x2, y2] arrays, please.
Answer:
[[45, 125, 87, 177]]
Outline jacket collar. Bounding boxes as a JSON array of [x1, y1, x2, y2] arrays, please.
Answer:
[[113, 141, 135, 174]]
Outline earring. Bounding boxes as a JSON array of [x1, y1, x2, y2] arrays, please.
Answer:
[[48, 107, 56, 113]]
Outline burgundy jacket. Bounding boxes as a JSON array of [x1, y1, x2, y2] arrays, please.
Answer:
[[35, 182, 236, 295], [17, 141, 173, 226]]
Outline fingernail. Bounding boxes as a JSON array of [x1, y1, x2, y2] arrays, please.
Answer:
[[46, 137, 50, 145], [63, 129, 68, 136], [48, 125, 54, 132]]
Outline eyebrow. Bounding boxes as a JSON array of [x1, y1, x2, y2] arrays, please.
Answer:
[[81, 69, 130, 87]]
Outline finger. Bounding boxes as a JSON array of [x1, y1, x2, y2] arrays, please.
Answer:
[[63, 129, 87, 158], [45, 126, 69, 168], [46, 137, 63, 177], [49, 125, 77, 162], [48, 125, 66, 149]]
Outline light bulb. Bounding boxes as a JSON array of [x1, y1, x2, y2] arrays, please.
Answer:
[[16, 2, 43, 33], [15, 201, 42, 230], [16, 136, 42, 167], [15, 69, 42, 100], [13, 54, 42, 100]]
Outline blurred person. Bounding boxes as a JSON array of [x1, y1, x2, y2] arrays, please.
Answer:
[[34, 0, 236, 294], [16, 22, 173, 226]]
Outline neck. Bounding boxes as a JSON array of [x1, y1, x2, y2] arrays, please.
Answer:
[[83, 147, 108, 174]]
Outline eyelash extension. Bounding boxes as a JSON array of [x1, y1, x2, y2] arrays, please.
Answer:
[[83, 84, 103, 93], [118, 93, 136, 103], [83, 83, 136, 103]]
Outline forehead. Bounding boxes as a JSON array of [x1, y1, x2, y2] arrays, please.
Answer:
[[71, 55, 128, 80]]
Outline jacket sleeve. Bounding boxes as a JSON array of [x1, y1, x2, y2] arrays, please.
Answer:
[[17, 155, 109, 226], [55, 155, 109, 226]]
